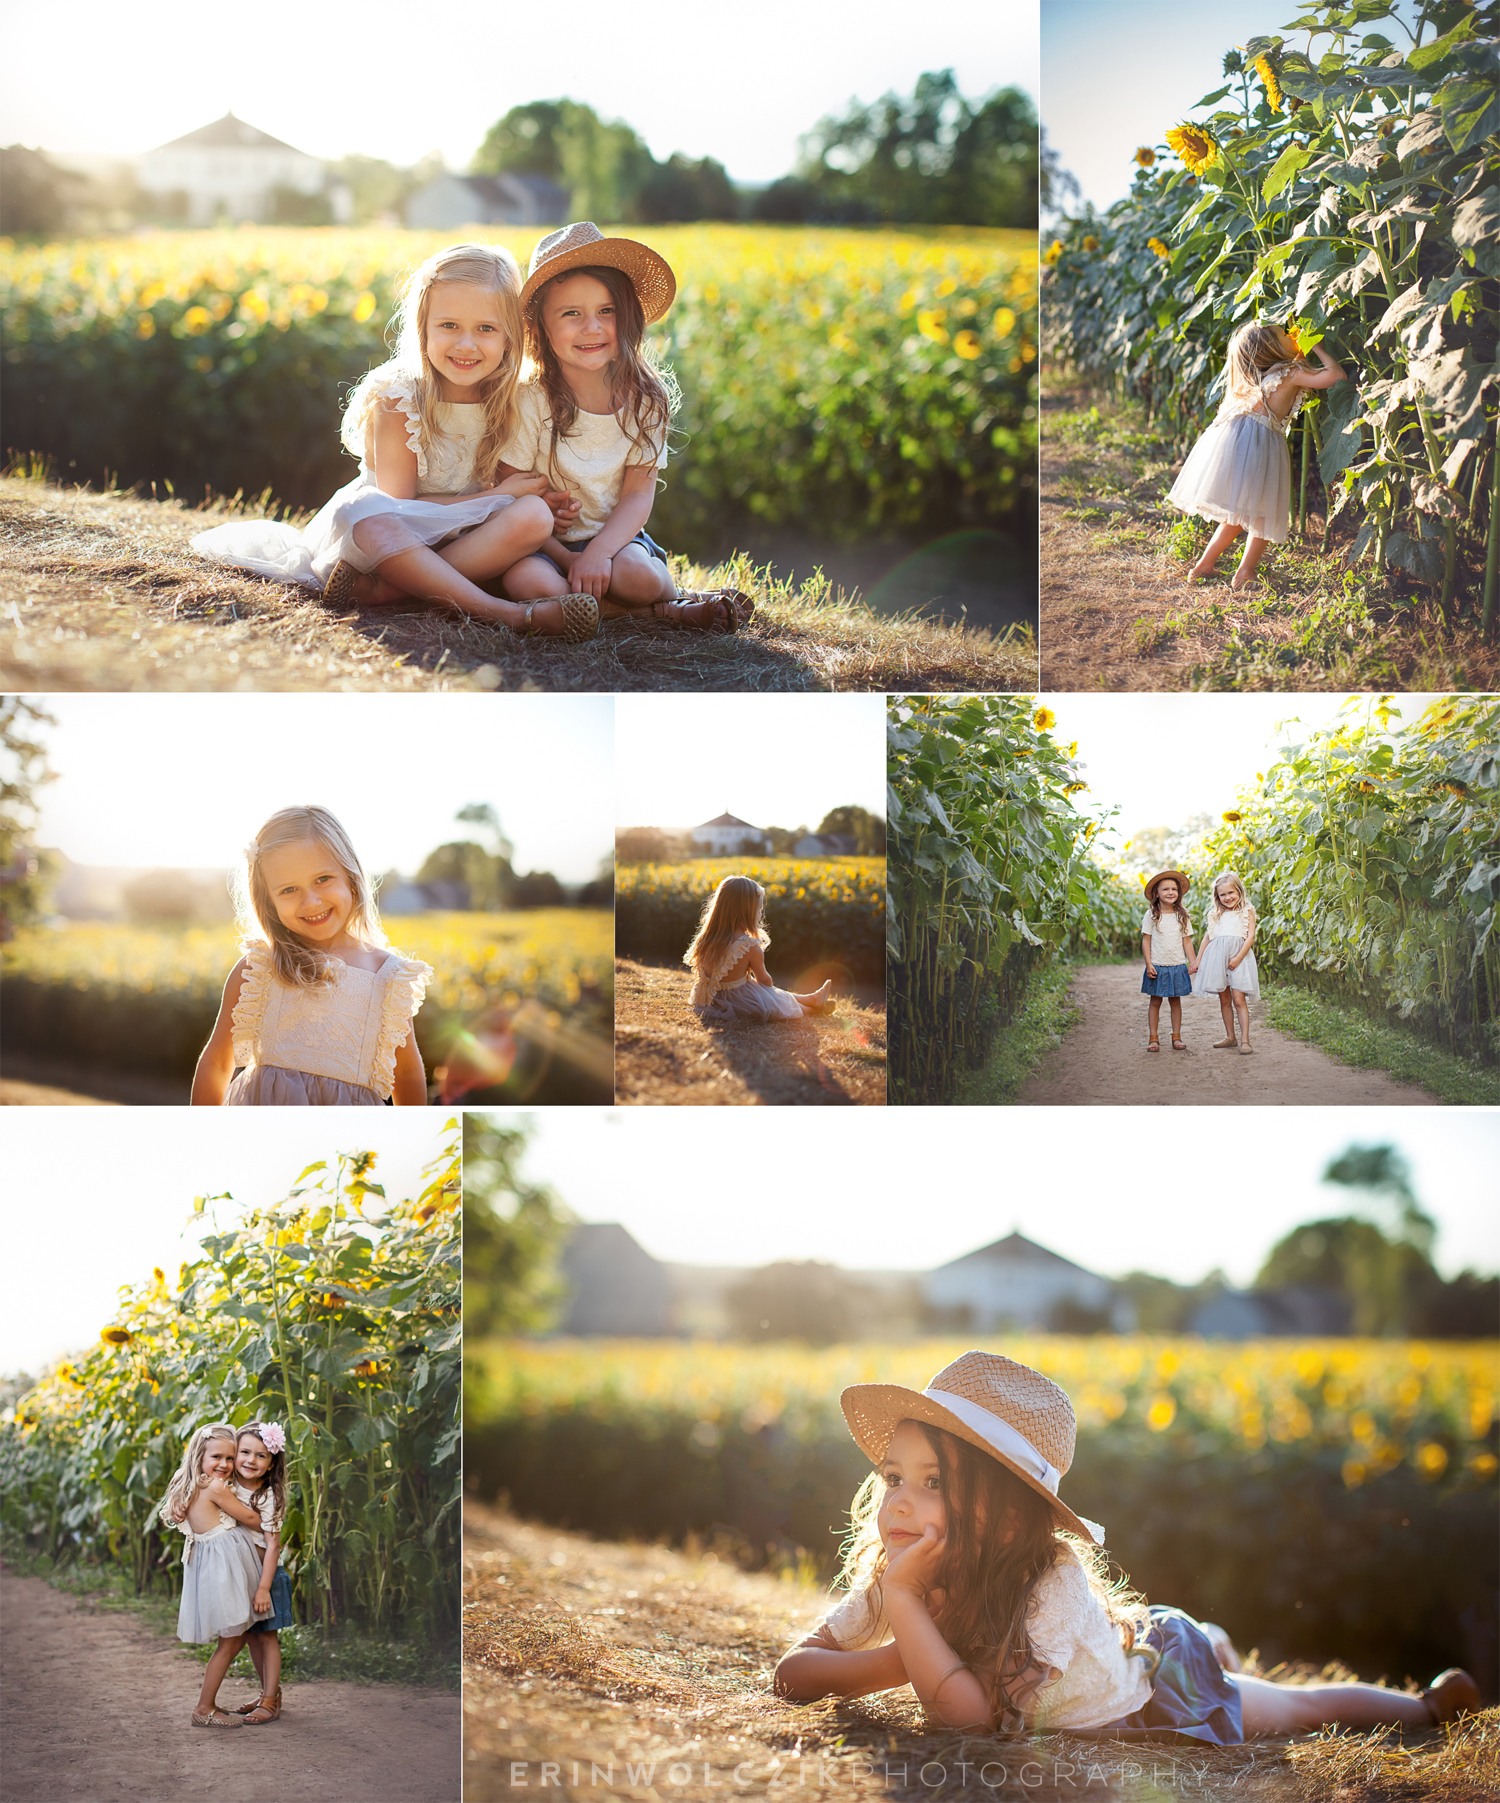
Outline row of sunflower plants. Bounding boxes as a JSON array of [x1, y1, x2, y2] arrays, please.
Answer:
[[887, 696, 1136, 1104], [1043, 0, 1499, 626], [0, 1136, 461, 1645], [1191, 693, 1499, 1060]]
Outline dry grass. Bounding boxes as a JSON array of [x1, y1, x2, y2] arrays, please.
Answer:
[[466, 1504, 1497, 1802], [1038, 379, 1500, 694], [613, 959, 886, 1105], [0, 472, 1034, 693]]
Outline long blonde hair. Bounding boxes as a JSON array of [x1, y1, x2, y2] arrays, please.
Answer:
[[235, 804, 385, 991], [684, 876, 768, 979], [342, 241, 525, 486], [1223, 319, 1303, 409], [156, 1421, 238, 1529], [1207, 868, 1252, 928]]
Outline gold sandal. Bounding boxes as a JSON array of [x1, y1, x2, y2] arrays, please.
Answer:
[[512, 594, 599, 643], [321, 560, 360, 608], [191, 1706, 246, 1728]]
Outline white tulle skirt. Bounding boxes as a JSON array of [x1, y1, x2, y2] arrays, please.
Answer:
[[1192, 937, 1260, 999], [1167, 414, 1291, 544], [177, 1527, 270, 1644], [191, 475, 518, 591], [225, 1063, 384, 1106], [694, 978, 803, 1025]]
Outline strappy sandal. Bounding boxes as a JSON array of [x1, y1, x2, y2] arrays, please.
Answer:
[[1213, 1036, 1238, 1049], [650, 593, 735, 632], [234, 1682, 282, 1717], [510, 594, 599, 643], [242, 1686, 283, 1725], [191, 1706, 245, 1728], [679, 588, 755, 629], [1146, 1037, 1160, 1052], [1170, 1037, 1187, 1051], [322, 560, 359, 608]]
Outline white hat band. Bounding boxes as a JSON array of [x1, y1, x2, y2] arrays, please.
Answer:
[[923, 1386, 1062, 1492]]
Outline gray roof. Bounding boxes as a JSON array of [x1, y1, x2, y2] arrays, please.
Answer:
[[698, 813, 761, 829], [932, 1231, 1101, 1281], [150, 113, 310, 156]]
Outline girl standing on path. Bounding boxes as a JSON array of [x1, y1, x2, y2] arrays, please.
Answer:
[[192, 241, 599, 642], [1192, 869, 1260, 1054], [228, 1421, 290, 1725], [776, 1350, 1481, 1737], [686, 876, 835, 1024], [1167, 321, 1346, 589], [495, 221, 751, 634], [1141, 870, 1196, 1053], [192, 805, 432, 1106], [158, 1422, 270, 1729]]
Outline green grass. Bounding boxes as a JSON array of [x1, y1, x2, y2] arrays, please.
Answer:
[[1260, 980, 1500, 1107], [954, 959, 1084, 1105], [1, 1534, 460, 1690]]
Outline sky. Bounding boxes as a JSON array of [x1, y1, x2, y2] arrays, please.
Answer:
[[1038, 692, 1443, 852], [0, 0, 1038, 184], [616, 694, 886, 831], [28, 693, 613, 883], [0, 1112, 451, 1374], [1042, 0, 1423, 214], [509, 1108, 1500, 1286]]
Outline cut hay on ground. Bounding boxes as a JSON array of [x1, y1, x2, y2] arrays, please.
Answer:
[[0, 475, 1035, 693], [613, 959, 886, 1105]]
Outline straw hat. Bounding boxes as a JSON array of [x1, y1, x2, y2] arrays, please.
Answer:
[[1144, 869, 1190, 902], [520, 221, 676, 323], [841, 1350, 1104, 1545]]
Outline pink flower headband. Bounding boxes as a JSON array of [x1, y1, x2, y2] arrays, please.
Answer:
[[253, 1422, 286, 1455]]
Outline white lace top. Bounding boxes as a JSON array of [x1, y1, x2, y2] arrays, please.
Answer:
[[1203, 903, 1254, 943], [821, 1554, 1153, 1731], [342, 366, 490, 495], [1217, 362, 1306, 433], [1140, 906, 1190, 965], [230, 1479, 283, 1550], [688, 929, 766, 1011], [231, 943, 432, 1099]]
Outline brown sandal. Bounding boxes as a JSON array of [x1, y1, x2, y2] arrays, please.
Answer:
[[511, 594, 599, 643], [1213, 1036, 1238, 1049], [1171, 1038, 1187, 1051], [1146, 1037, 1160, 1052], [651, 594, 734, 632], [680, 587, 755, 629], [242, 1686, 283, 1725], [191, 1706, 246, 1728]]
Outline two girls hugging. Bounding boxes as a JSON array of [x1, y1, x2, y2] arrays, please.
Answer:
[[1140, 867, 1258, 1054], [158, 1419, 292, 1728], [195, 223, 752, 641], [777, 1349, 1480, 1740]]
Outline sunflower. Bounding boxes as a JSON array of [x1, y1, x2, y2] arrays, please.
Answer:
[[1147, 238, 1171, 260], [1064, 782, 1090, 795], [1135, 147, 1156, 168], [100, 1326, 133, 1346], [1254, 54, 1283, 112], [1283, 319, 1308, 355], [1165, 123, 1219, 174], [1082, 235, 1100, 251], [1043, 241, 1064, 266], [1034, 706, 1057, 730], [1222, 810, 1244, 824]]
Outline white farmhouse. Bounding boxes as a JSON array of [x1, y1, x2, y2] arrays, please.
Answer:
[[927, 1231, 1123, 1332], [136, 113, 338, 226], [690, 813, 772, 855]]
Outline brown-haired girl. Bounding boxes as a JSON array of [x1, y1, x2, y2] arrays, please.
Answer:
[[776, 1351, 1480, 1738], [496, 222, 752, 633], [229, 1421, 290, 1725], [191, 804, 431, 1106], [1141, 869, 1196, 1053], [685, 875, 834, 1023], [1167, 319, 1346, 588]]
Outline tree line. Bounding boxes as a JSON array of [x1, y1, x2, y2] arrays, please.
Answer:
[[615, 805, 885, 865]]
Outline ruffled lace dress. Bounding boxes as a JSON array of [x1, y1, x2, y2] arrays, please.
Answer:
[[190, 368, 519, 589], [1192, 905, 1260, 998], [690, 930, 802, 1025], [225, 943, 433, 1106], [173, 1505, 272, 1644], [1167, 363, 1306, 543]]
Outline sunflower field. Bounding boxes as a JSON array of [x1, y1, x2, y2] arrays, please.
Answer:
[[1044, 0, 1499, 627], [887, 695, 1139, 1103], [615, 856, 886, 986], [0, 224, 1036, 555], [0, 910, 614, 1103], [1191, 693, 1499, 1060], [467, 1333, 1499, 1689], [1, 1137, 461, 1646]]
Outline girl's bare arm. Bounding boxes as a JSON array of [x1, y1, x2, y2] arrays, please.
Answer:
[[1141, 933, 1156, 976], [1229, 909, 1257, 969], [253, 1531, 279, 1612], [190, 960, 248, 1106], [392, 1027, 427, 1106], [586, 462, 657, 561], [204, 1477, 261, 1527], [882, 1586, 994, 1728], [1295, 344, 1346, 391], [372, 410, 545, 505], [745, 944, 773, 986], [775, 1623, 910, 1701]]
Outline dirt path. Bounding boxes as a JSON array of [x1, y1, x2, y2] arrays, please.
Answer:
[[1017, 964, 1436, 1106], [614, 960, 886, 1105], [0, 1050, 184, 1106], [1, 1564, 460, 1803]]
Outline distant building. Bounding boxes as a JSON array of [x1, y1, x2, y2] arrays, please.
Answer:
[[1191, 1287, 1352, 1339], [404, 172, 570, 231], [378, 878, 469, 915], [559, 1223, 674, 1336], [690, 813, 772, 855], [793, 833, 857, 857], [135, 113, 346, 225], [927, 1231, 1124, 1332]]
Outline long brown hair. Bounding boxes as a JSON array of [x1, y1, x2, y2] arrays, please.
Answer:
[[525, 263, 677, 486], [1148, 884, 1190, 934], [837, 1424, 1149, 1729], [236, 1421, 288, 1527]]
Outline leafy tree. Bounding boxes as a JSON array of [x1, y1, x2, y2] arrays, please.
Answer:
[[576, 854, 615, 908], [1040, 129, 1081, 222], [724, 1260, 868, 1345], [0, 696, 56, 939], [616, 827, 673, 864], [416, 840, 514, 911], [763, 825, 807, 856], [815, 804, 886, 854], [635, 153, 739, 223], [0, 146, 87, 235], [1117, 816, 1217, 881], [327, 153, 418, 224], [1115, 1268, 1234, 1333], [472, 99, 654, 221], [463, 1114, 575, 1336], [513, 870, 566, 909]]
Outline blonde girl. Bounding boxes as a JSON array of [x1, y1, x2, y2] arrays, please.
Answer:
[[158, 1422, 270, 1729], [685, 875, 834, 1024], [777, 1351, 1480, 1738], [193, 241, 599, 642], [1140, 869, 1196, 1053], [1193, 869, 1260, 1053], [227, 1421, 290, 1725], [1167, 320, 1346, 588], [192, 804, 431, 1106], [496, 222, 753, 633]]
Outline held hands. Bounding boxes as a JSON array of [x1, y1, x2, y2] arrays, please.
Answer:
[[494, 472, 548, 500], [545, 488, 582, 535]]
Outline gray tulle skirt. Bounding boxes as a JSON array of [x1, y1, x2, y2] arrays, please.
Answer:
[[694, 981, 803, 1025], [178, 1528, 271, 1644], [1167, 413, 1291, 543], [1192, 937, 1260, 998], [224, 1063, 384, 1106]]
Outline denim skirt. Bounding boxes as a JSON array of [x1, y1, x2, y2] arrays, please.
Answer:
[[1141, 963, 1194, 998], [540, 528, 669, 580], [1087, 1608, 1244, 1744], [246, 1565, 294, 1633]]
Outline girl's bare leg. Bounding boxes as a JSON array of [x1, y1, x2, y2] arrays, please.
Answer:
[[1233, 989, 1252, 1049], [347, 498, 557, 624], [246, 1634, 265, 1689], [244, 1631, 281, 1720], [793, 980, 834, 1012], [1147, 996, 1163, 1044], [1215, 991, 1237, 1047], [1230, 1672, 1431, 1737], [196, 1634, 246, 1712], [1168, 996, 1184, 1044], [1232, 534, 1270, 589], [1191, 522, 1242, 579], [503, 542, 709, 622]]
